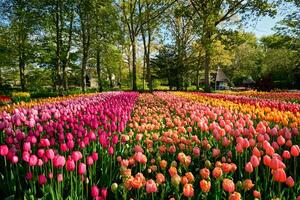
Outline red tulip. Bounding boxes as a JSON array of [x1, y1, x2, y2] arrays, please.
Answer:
[[285, 176, 294, 187], [291, 145, 300, 157], [253, 190, 261, 198], [273, 168, 287, 182], [282, 150, 291, 159], [263, 155, 271, 167]]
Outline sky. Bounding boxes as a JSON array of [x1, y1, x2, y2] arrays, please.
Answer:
[[244, 15, 282, 37], [244, 2, 296, 38]]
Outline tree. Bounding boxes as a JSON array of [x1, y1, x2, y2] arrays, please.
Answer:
[[118, 0, 177, 91], [151, 46, 178, 90], [0, 0, 41, 91], [91, 0, 120, 92], [164, 1, 196, 90], [190, 0, 277, 91]]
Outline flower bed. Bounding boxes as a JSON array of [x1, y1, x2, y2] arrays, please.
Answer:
[[0, 91, 299, 199]]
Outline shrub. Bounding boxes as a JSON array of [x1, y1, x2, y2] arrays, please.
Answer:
[[11, 92, 31, 103]]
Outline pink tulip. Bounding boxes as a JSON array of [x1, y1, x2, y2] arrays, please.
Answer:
[[91, 185, 99, 198], [26, 172, 33, 180], [291, 145, 300, 157], [245, 162, 253, 173], [146, 179, 158, 193], [250, 155, 260, 168], [72, 151, 83, 162], [92, 152, 98, 161], [101, 188, 108, 199], [29, 155, 38, 166], [78, 163, 86, 175], [87, 156, 94, 166], [66, 159, 75, 171], [0, 145, 8, 156], [38, 174, 47, 185], [22, 151, 30, 162], [53, 155, 66, 168], [23, 142, 31, 151], [57, 173, 63, 182], [108, 146, 114, 155], [45, 149, 55, 160]]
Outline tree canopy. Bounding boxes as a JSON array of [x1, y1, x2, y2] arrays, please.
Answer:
[[0, 0, 299, 94]]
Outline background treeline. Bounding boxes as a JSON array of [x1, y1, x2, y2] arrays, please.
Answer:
[[0, 0, 299, 95]]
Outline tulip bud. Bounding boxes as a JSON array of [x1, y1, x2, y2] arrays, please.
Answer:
[[111, 183, 118, 193]]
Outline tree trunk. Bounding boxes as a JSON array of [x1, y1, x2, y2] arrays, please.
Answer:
[[107, 66, 113, 88], [204, 47, 211, 92], [62, 10, 74, 91], [202, 27, 212, 92], [126, 49, 132, 88], [55, 0, 62, 91], [119, 61, 122, 90], [196, 52, 201, 90], [146, 28, 152, 92], [131, 34, 137, 91], [196, 67, 200, 90], [19, 52, 26, 91], [141, 24, 147, 91], [96, 49, 102, 92], [81, 50, 87, 92], [80, 8, 90, 92]]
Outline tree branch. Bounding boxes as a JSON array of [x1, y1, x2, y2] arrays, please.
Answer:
[[215, 0, 245, 26]]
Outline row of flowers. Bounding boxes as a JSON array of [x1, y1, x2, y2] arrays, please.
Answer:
[[0, 92, 97, 113], [0, 92, 138, 199], [173, 92, 300, 129], [218, 90, 300, 102], [0, 95, 12, 105], [200, 92, 300, 113]]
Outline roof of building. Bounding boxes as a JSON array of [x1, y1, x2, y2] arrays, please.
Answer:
[[216, 67, 229, 82]]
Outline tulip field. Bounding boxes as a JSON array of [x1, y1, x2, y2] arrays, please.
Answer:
[[0, 91, 300, 200]]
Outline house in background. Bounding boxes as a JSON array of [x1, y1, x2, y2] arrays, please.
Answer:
[[215, 67, 230, 90]]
